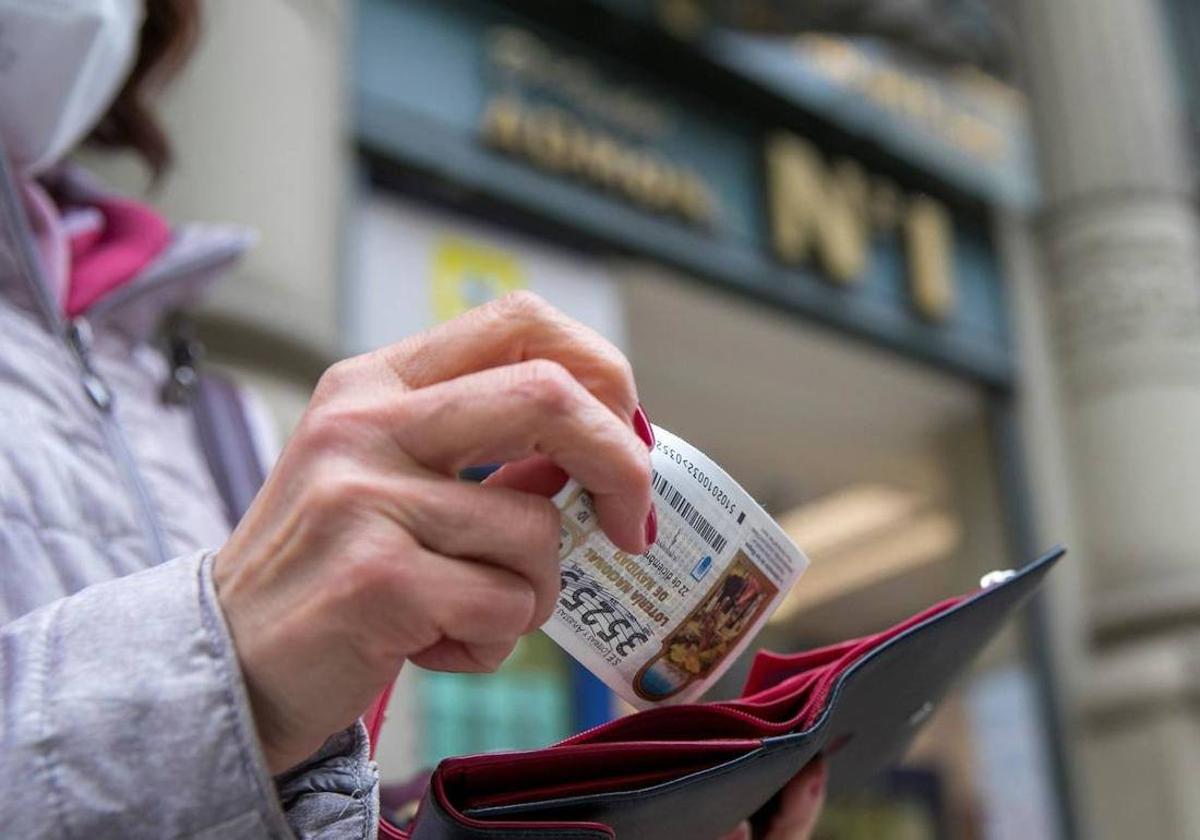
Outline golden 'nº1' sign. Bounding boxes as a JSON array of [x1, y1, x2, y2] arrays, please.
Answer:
[[766, 131, 957, 322]]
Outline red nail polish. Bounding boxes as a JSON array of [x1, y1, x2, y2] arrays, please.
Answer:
[[632, 403, 655, 449], [645, 505, 658, 546]]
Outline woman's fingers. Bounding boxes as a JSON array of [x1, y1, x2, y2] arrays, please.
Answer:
[[372, 291, 639, 420], [719, 822, 752, 840], [717, 759, 827, 840], [394, 548, 538, 649], [409, 637, 520, 674], [483, 454, 570, 497], [391, 360, 652, 554], [215, 294, 651, 773], [393, 477, 562, 628], [763, 759, 827, 840]]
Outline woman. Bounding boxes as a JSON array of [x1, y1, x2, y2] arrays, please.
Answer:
[[0, 2, 825, 837]]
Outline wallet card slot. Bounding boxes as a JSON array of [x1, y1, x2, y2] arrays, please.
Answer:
[[464, 760, 728, 810], [738, 640, 858, 696], [443, 739, 760, 811], [562, 705, 773, 744]]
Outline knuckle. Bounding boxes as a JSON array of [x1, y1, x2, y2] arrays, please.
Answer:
[[342, 543, 413, 606], [505, 584, 539, 633], [474, 640, 518, 672], [609, 353, 638, 412], [304, 471, 386, 519], [588, 340, 634, 386], [524, 502, 563, 573], [296, 404, 356, 452], [517, 358, 578, 414], [610, 350, 636, 392], [496, 289, 552, 322], [302, 472, 352, 516], [314, 357, 360, 401], [343, 554, 392, 597], [385, 478, 439, 535], [525, 496, 562, 550], [531, 576, 560, 627], [299, 397, 392, 453]]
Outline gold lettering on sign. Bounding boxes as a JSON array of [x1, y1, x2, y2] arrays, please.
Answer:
[[766, 130, 958, 321], [481, 95, 717, 227], [905, 195, 955, 321], [488, 26, 671, 140], [795, 35, 1013, 164], [766, 132, 869, 284]]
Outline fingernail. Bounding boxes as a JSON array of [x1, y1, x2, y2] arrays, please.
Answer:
[[632, 403, 655, 449], [645, 505, 658, 546]]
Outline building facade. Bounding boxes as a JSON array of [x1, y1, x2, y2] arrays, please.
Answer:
[[79, 1, 1200, 838], [349, 3, 1065, 838]]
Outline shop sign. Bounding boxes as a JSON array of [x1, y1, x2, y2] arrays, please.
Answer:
[[354, 0, 1011, 383], [766, 132, 955, 322], [480, 26, 718, 228], [479, 24, 957, 322], [702, 31, 1036, 207]]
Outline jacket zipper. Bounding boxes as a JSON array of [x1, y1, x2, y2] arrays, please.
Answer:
[[0, 161, 170, 565], [65, 317, 170, 563]]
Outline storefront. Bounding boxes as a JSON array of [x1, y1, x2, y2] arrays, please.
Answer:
[[349, 1, 1064, 836]]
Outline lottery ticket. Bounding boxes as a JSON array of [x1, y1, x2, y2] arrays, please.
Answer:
[[545, 424, 808, 708]]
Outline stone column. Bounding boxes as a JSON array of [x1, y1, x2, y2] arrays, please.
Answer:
[[1014, 0, 1200, 837]]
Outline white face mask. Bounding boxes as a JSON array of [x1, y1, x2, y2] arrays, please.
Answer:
[[0, 0, 144, 175]]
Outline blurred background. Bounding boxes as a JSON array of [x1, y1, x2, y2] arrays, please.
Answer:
[[79, 1, 1200, 838]]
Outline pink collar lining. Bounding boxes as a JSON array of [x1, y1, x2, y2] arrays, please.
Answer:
[[21, 177, 173, 318], [64, 194, 172, 318]]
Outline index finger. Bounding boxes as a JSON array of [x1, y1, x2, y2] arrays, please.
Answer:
[[391, 359, 653, 553], [370, 292, 638, 420]]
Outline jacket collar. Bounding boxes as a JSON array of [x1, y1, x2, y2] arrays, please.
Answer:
[[0, 150, 256, 342]]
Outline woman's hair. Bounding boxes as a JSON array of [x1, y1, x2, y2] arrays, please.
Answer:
[[86, 0, 202, 180]]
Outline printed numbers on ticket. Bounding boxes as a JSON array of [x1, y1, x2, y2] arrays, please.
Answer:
[[545, 424, 809, 708]]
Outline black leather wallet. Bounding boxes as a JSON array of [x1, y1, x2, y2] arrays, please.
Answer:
[[376, 547, 1064, 840]]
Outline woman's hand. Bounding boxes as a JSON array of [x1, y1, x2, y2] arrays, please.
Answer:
[[213, 292, 655, 774], [720, 759, 827, 840]]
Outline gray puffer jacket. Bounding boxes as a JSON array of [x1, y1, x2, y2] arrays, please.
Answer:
[[0, 153, 379, 838]]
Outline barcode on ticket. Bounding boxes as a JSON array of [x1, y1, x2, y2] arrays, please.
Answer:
[[652, 471, 729, 554]]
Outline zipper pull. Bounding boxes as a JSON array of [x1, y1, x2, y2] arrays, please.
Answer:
[[66, 317, 113, 413], [162, 312, 205, 405]]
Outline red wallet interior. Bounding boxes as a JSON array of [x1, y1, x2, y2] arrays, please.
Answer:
[[562, 594, 966, 746], [440, 739, 762, 809], [372, 590, 971, 827]]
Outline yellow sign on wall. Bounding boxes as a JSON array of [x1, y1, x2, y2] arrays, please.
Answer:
[[431, 236, 528, 322]]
